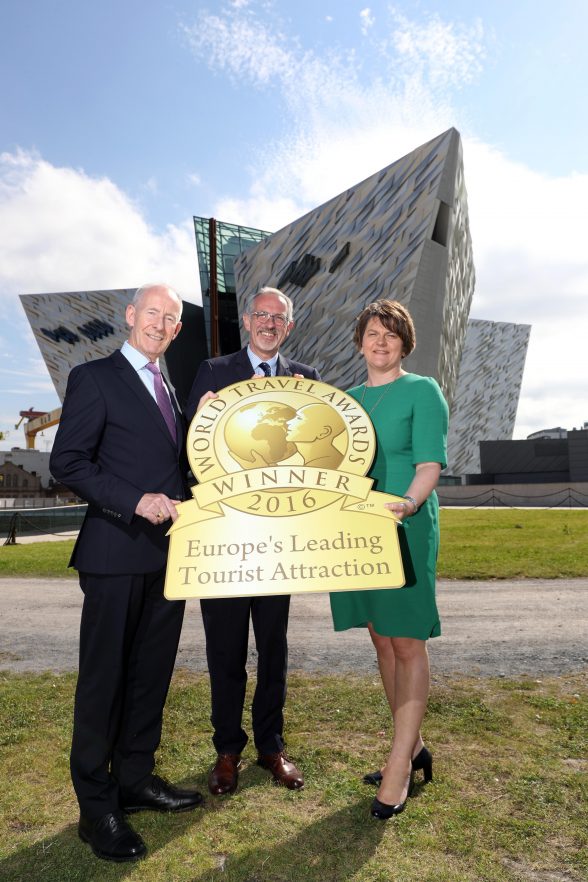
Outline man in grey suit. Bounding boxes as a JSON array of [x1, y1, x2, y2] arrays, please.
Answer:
[[185, 286, 321, 797], [50, 284, 203, 863]]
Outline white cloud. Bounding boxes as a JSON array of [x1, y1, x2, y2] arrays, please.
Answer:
[[142, 176, 159, 194], [181, 13, 294, 87], [0, 150, 200, 304], [186, 171, 202, 187], [182, 3, 588, 437], [360, 8, 375, 36], [386, 7, 487, 88], [0, 150, 202, 447]]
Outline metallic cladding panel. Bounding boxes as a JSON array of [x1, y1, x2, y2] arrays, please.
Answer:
[[19, 289, 204, 404], [233, 128, 476, 404], [20, 289, 137, 402], [447, 319, 532, 476]]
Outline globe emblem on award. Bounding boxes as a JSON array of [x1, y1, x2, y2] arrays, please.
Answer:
[[224, 401, 297, 467], [224, 400, 348, 470]]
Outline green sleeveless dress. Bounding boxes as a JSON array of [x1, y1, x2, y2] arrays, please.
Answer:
[[329, 374, 448, 639]]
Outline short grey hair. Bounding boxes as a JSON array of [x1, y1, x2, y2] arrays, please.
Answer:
[[245, 286, 293, 321], [132, 283, 183, 317]]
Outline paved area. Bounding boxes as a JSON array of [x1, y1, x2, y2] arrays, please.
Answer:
[[1, 577, 587, 677]]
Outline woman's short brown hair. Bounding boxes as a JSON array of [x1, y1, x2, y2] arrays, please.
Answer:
[[353, 299, 416, 356]]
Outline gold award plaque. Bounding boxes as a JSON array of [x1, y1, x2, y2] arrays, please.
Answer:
[[164, 376, 405, 599]]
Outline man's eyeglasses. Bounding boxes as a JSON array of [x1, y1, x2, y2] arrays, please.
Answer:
[[250, 311, 289, 327]]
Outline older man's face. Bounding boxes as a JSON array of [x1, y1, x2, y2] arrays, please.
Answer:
[[126, 286, 182, 362], [243, 292, 293, 360]]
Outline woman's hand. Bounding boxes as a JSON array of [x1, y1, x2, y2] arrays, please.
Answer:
[[384, 462, 442, 521], [384, 500, 413, 521]]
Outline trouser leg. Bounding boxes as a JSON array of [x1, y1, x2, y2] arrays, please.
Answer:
[[112, 570, 185, 790], [251, 594, 291, 754], [71, 571, 184, 818], [71, 573, 140, 818], [200, 597, 252, 754]]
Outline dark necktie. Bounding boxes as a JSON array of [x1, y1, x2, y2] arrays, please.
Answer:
[[258, 362, 271, 376], [145, 362, 177, 442]]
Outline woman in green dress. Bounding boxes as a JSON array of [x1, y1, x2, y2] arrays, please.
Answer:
[[330, 300, 448, 820]]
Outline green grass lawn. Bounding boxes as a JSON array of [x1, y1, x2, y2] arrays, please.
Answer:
[[1, 509, 587, 879], [0, 670, 586, 881], [2, 508, 588, 579]]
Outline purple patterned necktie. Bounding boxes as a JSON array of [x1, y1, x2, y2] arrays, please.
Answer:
[[145, 362, 177, 442]]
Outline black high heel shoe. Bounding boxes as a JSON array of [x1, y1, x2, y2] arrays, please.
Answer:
[[370, 771, 414, 820], [411, 746, 433, 783], [363, 746, 433, 786]]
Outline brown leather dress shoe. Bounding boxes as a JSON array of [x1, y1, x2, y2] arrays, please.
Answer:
[[257, 752, 304, 790], [208, 753, 241, 795]]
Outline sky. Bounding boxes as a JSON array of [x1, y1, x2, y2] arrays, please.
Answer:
[[1, 0, 587, 452]]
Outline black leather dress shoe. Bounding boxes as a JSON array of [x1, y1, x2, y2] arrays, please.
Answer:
[[120, 774, 204, 813], [257, 752, 304, 790], [78, 811, 146, 862], [208, 753, 241, 795]]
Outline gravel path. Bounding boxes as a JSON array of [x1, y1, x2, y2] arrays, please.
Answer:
[[1, 577, 587, 677]]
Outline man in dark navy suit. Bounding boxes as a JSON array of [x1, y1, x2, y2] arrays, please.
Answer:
[[186, 286, 321, 797], [50, 284, 203, 863]]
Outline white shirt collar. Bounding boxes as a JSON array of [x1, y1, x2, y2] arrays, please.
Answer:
[[247, 346, 278, 375]]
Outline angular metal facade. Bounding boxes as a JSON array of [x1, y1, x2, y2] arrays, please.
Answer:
[[233, 128, 475, 406], [20, 289, 137, 402], [19, 289, 208, 407], [447, 319, 531, 476]]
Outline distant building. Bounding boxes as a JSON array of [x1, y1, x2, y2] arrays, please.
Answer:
[[0, 448, 79, 503], [23, 131, 544, 484], [0, 448, 52, 487], [194, 217, 272, 357], [527, 423, 588, 441], [526, 427, 568, 440], [233, 127, 475, 404], [0, 461, 43, 500], [446, 319, 531, 476], [468, 428, 588, 484]]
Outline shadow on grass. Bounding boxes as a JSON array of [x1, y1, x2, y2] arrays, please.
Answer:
[[0, 786, 204, 882], [1, 798, 387, 882], [189, 798, 387, 882]]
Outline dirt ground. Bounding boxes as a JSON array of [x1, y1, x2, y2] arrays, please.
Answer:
[[1, 577, 587, 678]]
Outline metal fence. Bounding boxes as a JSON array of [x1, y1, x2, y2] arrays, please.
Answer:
[[1, 504, 87, 544], [2, 488, 587, 545], [437, 487, 588, 509]]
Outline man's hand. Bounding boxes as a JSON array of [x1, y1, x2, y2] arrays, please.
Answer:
[[136, 493, 182, 524], [197, 390, 218, 412]]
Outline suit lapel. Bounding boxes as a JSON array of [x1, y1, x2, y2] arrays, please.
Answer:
[[111, 351, 179, 449], [235, 347, 257, 380], [276, 354, 292, 377]]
